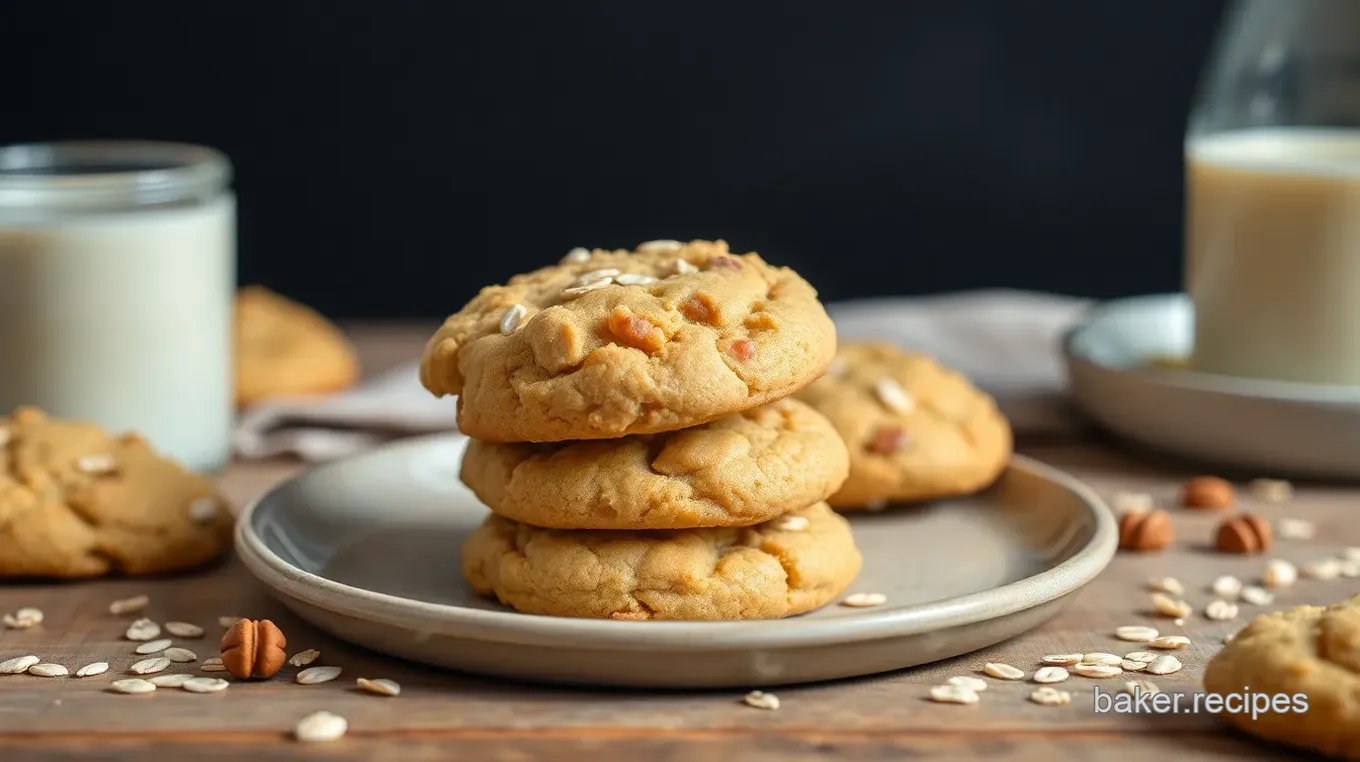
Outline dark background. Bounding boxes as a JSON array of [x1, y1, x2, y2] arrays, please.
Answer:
[[0, 1, 1228, 319]]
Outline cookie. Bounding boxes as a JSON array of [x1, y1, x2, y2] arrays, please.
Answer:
[[1204, 596, 1360, 758], [0, 407, 233, 578], [795, 341, 1011, 509], [234, 285, 359, 407], [420, 239, 836, 442], [462, 502, 861, 620], [461, 398, 848, 530]]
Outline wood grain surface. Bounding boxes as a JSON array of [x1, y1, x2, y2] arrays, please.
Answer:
[[0, 324, 1354, 761]]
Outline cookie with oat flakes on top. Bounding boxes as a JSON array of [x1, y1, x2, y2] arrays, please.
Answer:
[[795, 341, 1012, 510], [419, 240, 837, 443], [461, 502, 861, 620], [0, 407, 233, 578]]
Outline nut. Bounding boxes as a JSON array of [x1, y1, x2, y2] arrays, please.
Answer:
[[220, 619, 287, 679], [1215, 513, 1272, 554], [1182, 476, 1234, 509], [1118, 509, 1174, 551]]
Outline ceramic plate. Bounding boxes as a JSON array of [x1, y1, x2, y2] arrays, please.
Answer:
[[1064, 293, 1360, 479], [235, 433, 1116, 688]]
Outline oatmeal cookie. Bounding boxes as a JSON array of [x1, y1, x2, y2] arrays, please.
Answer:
[[461, 502, 861, 620], [420, 240, 836, 442], [795, 341, 1011, 509], [0, 407, 233, 578], [1204, 596, 1360, 759], [461, 398, 848, 530], [235, 285, 359, 408]]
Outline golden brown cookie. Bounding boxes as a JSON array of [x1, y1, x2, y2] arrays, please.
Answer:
[[0, 407, 233, 578], [462, 502, 861, 620], [234, 285, 359, 408], [461, 398, 848, 530], [795, 341, 1011, 509], [420, 239, 836, 442], [1204, 596, 1360, 759]]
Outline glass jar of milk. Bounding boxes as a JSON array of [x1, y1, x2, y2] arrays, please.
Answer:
[[1187, 0, 1360, 386], [0, 142, 235, 472]]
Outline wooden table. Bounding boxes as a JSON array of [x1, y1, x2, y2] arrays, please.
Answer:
[[2, 324, 1354, 761]]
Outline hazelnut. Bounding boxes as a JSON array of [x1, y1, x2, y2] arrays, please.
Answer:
[[1182, 476, 1234, 509], [1215, 513, 1272, 554], [1118, 509, 1174, 551], [220, 619, 287, 679]]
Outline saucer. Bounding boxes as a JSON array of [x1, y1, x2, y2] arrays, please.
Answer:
[[235, 433, 1116, 688], [1063, 293, 1360, 479]]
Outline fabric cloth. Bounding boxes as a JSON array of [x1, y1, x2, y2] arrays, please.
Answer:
[[231, 289, 1093, 462]]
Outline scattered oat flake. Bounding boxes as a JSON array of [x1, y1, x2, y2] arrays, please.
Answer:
[[182, 677, 230, 694], [75, 662, 108, 677], [614, 273, 657, 286], [1304, 559, 1343, 581], [1205, 600, 1239, 621], [841, 593, 887, 608], [1345, 547, 1360, 563], [109, 678, 156, 695], [1116, 492, 1155, 513], [1115, 625, 1159, 642], [134, 639, 173, 655], [1033, 667, 1069, 684], [1152, 593, 1192, 619], [148, 673, 193, 688], [1149, 635, 1190, 650], [356, 678, 401, 697], [295, 711, 348, 743], [289, 649, 321, 667], [1029, 687, 1071, 706], [1082, 653, 1122, 666], [201, 657, 223, 666], [75, 453, 116, 474], [1211, 575, 1243, 599], [1073, 663, 1122, 679], [637, 239, 682, 254], [983, 662, 1025, 681], [1241, 586, 1274, 605], [27, 663, 67, 677], [562, 280, 612, 298], [1277, 518, 1315, 540], [164, 621, 204, 638], [561, 247, 591, 264], [499, 303, 528, 336], [947, 675, 988, 692], [164, 648, 197, 663], [1263, 559, 1298, 588], [1248, 478, 1292, 502], [297, 666, 343, 685], [1145, 655, 1183, 675], [743, 690, 779, 710], [772, 515, 809, 532], [0, 656, 39, 674], [3, 608, 42, 629], [1120, 659, 1149, 672], [200, 664, 227, 673], [929, 684, 979, 704], [1041, 653, 1083, 665], [129, 657, 170, 675], [125, 618, 160, 641], [873, 378, 915, 414], [1124, 651, 1158, 663], [670, 258, 698, 275], [109, 595, 150, 615], [1125, 679, 1160, 695], [1174, 617, 1186, 626], [1147, 577, 1185, 596]]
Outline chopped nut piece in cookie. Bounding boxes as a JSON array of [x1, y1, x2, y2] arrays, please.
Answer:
[[605, 307, 666, 354], [725, 338, 757, 363], [866, 425, 910, 455], [679, 292, 720, 325], [707, 255, 744, 271]]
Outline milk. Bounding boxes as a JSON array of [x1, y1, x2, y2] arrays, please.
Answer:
[[1186, 128, 1360, 385], [0, 195, 235, 472]]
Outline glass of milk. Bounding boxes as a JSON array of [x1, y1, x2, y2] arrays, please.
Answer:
[[1186, 0, 1360, 386], [0, 142, 235, 472]]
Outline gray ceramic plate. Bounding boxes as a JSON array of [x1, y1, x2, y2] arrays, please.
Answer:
[[235, 433, 1117, 688], [1064, 293, 1360, 479]]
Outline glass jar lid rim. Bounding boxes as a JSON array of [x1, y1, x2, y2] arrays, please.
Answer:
[[0, 141, 231, 198]]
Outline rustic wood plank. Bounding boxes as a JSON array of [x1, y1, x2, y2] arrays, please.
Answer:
[[1, 323, 1353, 759]]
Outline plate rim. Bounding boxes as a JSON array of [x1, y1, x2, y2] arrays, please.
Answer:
[[235, 432, 1118, 652], [1062, 292, 1360, 406]]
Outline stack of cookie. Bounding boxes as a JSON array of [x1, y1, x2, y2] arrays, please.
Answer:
[[419, 239, 863, 621]]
